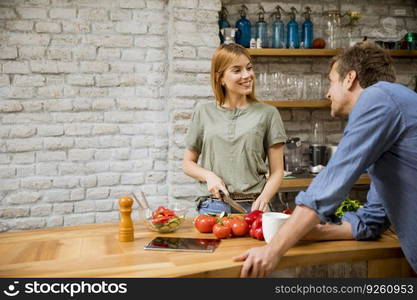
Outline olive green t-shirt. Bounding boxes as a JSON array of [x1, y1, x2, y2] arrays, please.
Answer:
[[185, 101, 287, 197]]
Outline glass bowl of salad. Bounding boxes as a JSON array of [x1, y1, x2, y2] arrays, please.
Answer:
[[140, 203, 188, 233]]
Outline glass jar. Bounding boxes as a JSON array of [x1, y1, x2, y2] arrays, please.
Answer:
[[284, 138, 304, 174]]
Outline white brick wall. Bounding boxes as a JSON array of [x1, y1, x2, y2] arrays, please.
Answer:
[[0, 0, 171, 231], [0, 0, 416, 231]]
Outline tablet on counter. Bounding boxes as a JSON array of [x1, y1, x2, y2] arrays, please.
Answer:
[[144, 237, 221, 253]]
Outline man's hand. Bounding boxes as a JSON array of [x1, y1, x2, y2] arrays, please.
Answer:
[[233, 205, 321, 277], [233, 245, 280, 277], [205, 171, 229, 199]]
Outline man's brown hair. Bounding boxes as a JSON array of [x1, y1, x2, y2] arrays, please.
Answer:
[[330, 42, 396, 88]]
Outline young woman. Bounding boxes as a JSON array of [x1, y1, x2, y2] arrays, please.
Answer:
[[182, 43, 287, 214]]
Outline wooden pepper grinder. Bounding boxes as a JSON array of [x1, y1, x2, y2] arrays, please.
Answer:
[[118, 196, 134, 242]]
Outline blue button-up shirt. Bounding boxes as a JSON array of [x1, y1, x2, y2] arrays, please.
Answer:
[[295, 81, 417, 273]]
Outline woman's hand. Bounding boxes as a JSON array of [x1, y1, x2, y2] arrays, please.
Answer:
[[251, 197, 269, 212], [205, 172, 229, 199]]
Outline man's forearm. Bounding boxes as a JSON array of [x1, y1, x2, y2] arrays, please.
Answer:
[[302, 221, 354, 241], [268, 205, 320, 256]]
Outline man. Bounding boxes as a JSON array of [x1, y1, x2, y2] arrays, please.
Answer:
[[233, 42, 417, 277]]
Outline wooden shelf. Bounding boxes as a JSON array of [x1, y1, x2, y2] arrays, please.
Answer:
[[248, 49, 339, 56], [280, 173, 370, 192], [387, 50, 417, 57], [248, 48, 417, 57], [263, 100, 331, 108]]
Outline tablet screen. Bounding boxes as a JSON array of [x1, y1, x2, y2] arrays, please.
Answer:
[[144, 237, 221, 253]]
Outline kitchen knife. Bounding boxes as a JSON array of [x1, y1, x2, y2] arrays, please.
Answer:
[[221, 193, 247, 214]]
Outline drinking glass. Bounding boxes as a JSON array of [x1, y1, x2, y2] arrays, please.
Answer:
[[281, 73, 291, 100], [284, 74, 302, 100], [294, 75, 303, 100], [256, 71, 270, 99], [303, 74, 322, 100], [270, 72, 282, 100]]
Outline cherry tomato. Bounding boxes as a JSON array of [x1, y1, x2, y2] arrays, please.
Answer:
[[194, 215, 216, 233], [283, 209, 293, 215], [212, 223, 231, 239], [230, 219, 249, 237]]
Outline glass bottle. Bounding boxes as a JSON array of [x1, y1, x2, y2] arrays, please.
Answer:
[[235, 5, 251, 48], [286, 7, 299, 48], [309, 120, 327, 173], [218, 6, 230, 44], [271, 5, 285, 48], [301, 7, 313, 49], [255, 5, 268, 48], [323, 10, 343, 49]]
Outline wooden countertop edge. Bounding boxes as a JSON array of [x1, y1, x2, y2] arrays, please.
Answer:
[[180, 247, 405, 278], [0, 247, 403, 278]]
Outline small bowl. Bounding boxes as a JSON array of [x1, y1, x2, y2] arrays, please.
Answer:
[[139, 203, 189, 233]]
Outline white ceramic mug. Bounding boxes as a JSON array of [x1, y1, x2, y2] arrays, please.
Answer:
[[262, 212, 291, 243]]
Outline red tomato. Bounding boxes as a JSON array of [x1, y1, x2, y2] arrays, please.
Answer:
[[230, 219, 249, 237], [162, 209, 176, 217], [152, 206, 171, 219], [220, 217, 233, 229], [194, 215, 216, 233], [283, 209, 293, 215], [152, 215, 171, 224], [212, 223, 231, 239]]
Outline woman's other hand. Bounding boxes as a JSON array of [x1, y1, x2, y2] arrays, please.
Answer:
[[251, 197, 269, 212]]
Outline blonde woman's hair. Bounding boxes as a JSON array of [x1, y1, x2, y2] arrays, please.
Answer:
[[210, 43, 258, 106]]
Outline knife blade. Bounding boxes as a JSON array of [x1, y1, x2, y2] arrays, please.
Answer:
[[221, 194, 247, 214]]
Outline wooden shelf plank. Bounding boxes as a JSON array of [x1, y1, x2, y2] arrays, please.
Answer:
[[280, 173, 370, 190], [248, 48, 340, 56], [263, 100, 331, 108], [248, 48, 417, 57], [388, 50, 417, 57]]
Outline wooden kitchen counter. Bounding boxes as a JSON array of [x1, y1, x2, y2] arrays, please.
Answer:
[[0, 219, 412, 278]]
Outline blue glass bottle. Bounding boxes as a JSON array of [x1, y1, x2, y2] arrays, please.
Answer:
[[218, 6, 230, 44], [286, 7, 299, 48], [301, 7, 313, 48], [271, 5, 285, 48], [235, 5, 251, 48], [255, 5, 268, 48]]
